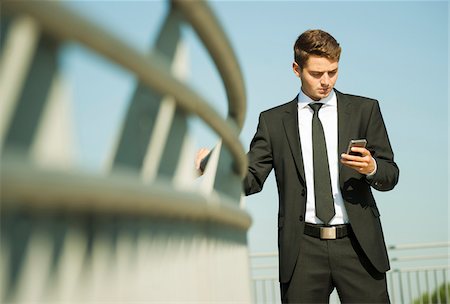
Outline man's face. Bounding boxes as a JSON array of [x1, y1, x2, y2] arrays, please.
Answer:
[[293, 55, 339, 101]]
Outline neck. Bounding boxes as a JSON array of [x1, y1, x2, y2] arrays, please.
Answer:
[[300, 88, 321, 101]]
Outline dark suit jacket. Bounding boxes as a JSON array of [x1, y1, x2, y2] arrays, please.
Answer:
[[243, 89, 399, 283]]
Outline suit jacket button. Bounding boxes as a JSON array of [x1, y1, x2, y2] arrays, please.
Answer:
[[301, 190, 306, 196], [299, 215, 304, 222]]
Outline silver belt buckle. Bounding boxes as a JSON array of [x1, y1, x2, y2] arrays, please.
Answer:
[[320, 226, 337, 240]]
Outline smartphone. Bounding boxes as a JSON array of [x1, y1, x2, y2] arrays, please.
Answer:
[[346, 139, 367, 156]]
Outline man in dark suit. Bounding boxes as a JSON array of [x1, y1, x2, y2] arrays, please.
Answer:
[[197, 29, 399, 303]]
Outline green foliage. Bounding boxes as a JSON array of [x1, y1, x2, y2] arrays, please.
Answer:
[[413, 283, 450, 304]]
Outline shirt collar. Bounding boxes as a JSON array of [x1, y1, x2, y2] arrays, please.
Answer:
[[298, 88, 337, 110]]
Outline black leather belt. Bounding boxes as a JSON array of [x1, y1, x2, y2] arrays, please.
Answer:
[[304, 223, 351, 240]]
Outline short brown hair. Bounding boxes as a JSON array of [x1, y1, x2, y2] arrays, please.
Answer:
[[294, 29, 341, 68]]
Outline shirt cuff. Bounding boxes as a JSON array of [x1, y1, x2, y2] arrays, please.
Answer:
[[366, 157, 377, 177]]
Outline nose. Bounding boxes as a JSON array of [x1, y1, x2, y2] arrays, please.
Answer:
[[320, 74, 330, 86]]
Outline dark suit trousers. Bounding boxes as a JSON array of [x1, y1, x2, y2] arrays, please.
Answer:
[[280, 229, 390, 303]]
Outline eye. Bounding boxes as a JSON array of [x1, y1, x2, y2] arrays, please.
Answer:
[[328, 70, 338, 77]]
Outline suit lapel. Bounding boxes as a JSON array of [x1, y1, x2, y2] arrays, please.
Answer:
[[282, 97, 306, 185], [336, 90, 352, 180], [281, 91, 352, 187]]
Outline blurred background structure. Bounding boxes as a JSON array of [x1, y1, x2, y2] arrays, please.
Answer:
[[251, 243, 450, 303], [1, 0, 252, 302], [1, 0, 448, 303]]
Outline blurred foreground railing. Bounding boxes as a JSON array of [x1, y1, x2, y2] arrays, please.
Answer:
[[250, 242, 450, 304], [1, 0, 252, 303]]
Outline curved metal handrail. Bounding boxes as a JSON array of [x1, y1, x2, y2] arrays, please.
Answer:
[[2, 156, 252, 230], [172, 0, 246, 129], [2, 0, 248, 177]]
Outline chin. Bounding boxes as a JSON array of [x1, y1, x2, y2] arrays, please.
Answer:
[[319, 91, 331, 98], [313, 94, 326, 100]]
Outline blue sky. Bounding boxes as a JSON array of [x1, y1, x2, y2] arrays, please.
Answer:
[[61, 1, 448, 255]]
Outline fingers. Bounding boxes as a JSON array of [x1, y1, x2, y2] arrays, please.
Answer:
[[343, 147, 369, 158], [195, 148, 210, 172], [340, 147, 374, 174]]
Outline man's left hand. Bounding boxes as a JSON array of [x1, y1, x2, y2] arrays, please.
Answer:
[[340, 147, 376, 175]]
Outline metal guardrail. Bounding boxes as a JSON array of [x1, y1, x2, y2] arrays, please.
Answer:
[[172, 0, 246, 130], [250, 242, 450, 303], [2, 0, 248, 177], [0, 0, 249, 218], [1, 0, 252, 302], [388, 242, 450, 304], [2, 156, 251, 230], [388, 266, 450, 304]]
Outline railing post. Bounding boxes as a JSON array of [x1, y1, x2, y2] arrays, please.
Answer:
[[110, 8, 184, 176], [2, 36, 58, 153], [0, 15, 40, 150]]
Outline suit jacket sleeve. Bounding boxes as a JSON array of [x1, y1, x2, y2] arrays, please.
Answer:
[[366, 101, 399, 191], [243, 113, 273, 195]]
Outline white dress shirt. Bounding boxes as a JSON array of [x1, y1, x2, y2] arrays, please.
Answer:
[[297, 89, 349, 225]]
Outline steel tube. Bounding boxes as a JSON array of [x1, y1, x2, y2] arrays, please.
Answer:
[[2, 0, 248, 176]]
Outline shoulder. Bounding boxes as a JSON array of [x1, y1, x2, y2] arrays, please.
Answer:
[[260, 96, 297, 117], [335, 89, 378, 105]]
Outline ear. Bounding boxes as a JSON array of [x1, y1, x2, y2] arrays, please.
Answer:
[[292, 61, 301, 78]]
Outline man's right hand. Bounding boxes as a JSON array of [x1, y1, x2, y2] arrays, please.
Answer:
[[195, 148, 211, 176]]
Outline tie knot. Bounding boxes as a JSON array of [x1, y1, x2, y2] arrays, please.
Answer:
[[309, 103, 324, 113]]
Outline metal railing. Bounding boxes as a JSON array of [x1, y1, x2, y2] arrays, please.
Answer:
[[1, 0, 252, 302], [388, 242, 450, 304], [250, 242, 450, 303], [1, 0, 247, 176]]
